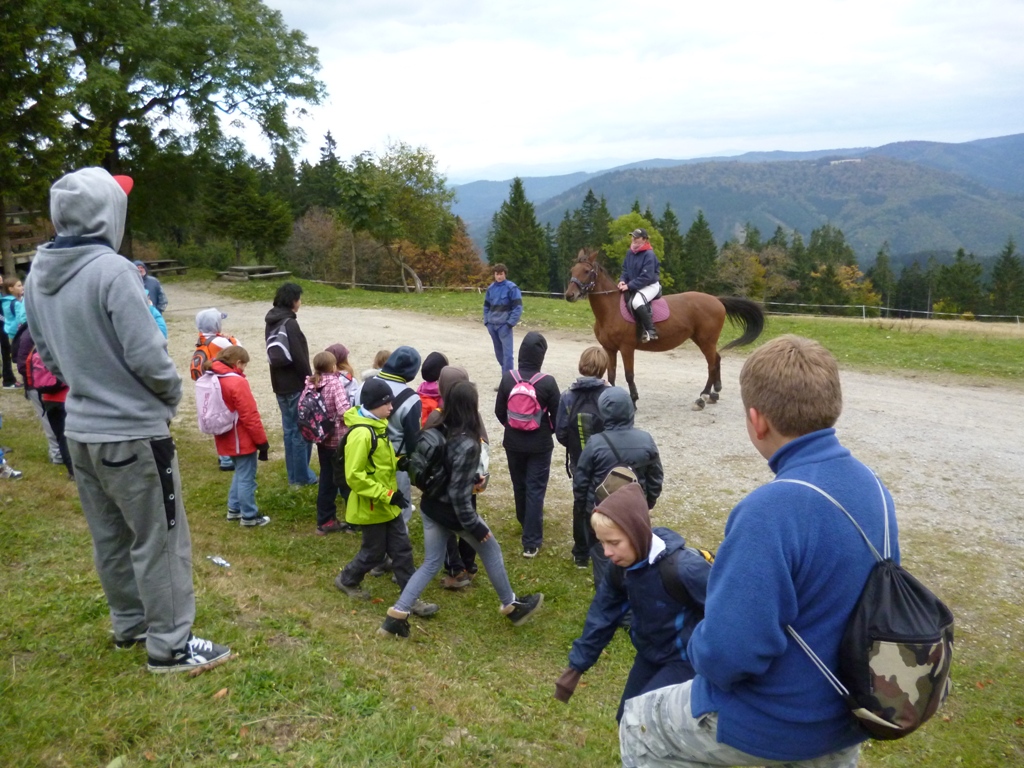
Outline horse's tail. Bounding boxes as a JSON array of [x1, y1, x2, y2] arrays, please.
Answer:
[[718, 297, 765, 351]]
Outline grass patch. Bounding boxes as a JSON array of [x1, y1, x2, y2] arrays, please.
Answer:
[[2, 400, 1023, 766], [208, 278, 1024, 382]]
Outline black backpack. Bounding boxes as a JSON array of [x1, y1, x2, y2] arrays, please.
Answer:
[[331, 424, 378, 488], [265, 318, 292, 368], [779, 477, 954, 741], [407, 426, 449, 500], [563, 387, 605, 477]]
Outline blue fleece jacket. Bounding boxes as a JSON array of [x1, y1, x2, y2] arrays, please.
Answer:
[[688, 428, 899, 761], [483, 279, 523, 326]]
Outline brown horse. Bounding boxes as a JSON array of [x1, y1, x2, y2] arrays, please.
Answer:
[[564, 249, 765, 409]]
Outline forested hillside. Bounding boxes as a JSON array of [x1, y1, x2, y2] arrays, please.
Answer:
[[534, 156, 1024, 261]]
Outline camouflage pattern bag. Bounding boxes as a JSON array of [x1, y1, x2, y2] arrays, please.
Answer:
[[779, 477, 954, 741]]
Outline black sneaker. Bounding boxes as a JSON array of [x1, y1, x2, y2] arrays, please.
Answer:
[[113, 625, 148, 649], [522, 547, 539, 559], [377, 609, 410, 639], [240, 515, 270, 527], [226, 509, 241, 521], [369, 555, 393, 577], [574, 556, 589, 569], [504, 593, 544, 626], [147, 634, 231, 673]]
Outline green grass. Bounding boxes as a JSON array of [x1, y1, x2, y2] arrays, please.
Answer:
[[208, 277, 1024, 382], [3, 284, 1022, 766]]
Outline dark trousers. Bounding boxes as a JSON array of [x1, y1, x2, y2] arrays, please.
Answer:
[[340, 516, 415, 588], [444, 533, 478, 575], [571, 498, 592, 561], [617, 656, 694, 723], [0, 332, 15, 386], [42, 400, 72, 477], [505, 447, 552, 550], [315, 444, 350, 526]]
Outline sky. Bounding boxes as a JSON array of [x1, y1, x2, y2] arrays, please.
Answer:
[[250, 0, 1024, 183]]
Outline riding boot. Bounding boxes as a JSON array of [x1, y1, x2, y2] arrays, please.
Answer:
[[633, 303, 658, 342]]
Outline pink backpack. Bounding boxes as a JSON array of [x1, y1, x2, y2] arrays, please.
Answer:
[[507, 371, 549, 431]]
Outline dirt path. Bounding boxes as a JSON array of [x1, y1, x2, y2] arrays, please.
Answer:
[[162, 284, 1024, 568]]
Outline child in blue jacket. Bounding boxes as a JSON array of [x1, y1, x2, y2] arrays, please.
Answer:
[[554, 481, 710, 722]]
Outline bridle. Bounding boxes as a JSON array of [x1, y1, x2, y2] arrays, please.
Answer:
[[569, 260, 617, 296]]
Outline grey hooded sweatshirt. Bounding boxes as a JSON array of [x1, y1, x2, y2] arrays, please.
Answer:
[[25, 167, 181, 442]]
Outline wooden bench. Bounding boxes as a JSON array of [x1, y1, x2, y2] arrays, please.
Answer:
[[144, 259, 188, 275], [247, 270, 292, 280], [217, 265, 291, 281]]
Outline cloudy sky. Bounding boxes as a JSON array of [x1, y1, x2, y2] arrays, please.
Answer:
[[256, 0, 1024, 182]]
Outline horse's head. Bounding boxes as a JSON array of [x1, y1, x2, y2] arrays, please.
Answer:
[[564, 249, 600, 302]]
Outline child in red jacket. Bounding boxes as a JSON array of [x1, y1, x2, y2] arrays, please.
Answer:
[[205, 346, 270, 527]]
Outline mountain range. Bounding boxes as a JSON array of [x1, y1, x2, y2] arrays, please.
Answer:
[[451, 134, 1024, 264]]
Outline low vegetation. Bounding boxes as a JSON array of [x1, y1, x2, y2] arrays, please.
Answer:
[[2, 293, 1021, 766]]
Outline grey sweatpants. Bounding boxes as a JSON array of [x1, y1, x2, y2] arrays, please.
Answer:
[[68, 437, 196, 661]]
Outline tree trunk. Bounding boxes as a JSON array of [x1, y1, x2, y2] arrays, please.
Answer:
[[350, 230, 356, 289], [1, 198, 15, 278]]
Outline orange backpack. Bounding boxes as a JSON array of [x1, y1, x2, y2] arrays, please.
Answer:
[[190, 334, 238, 381]]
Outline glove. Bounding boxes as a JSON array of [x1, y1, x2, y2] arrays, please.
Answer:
[[257, 443, 269, 462], [554, 668, 582, 703], [396, 455, 409, 472], [389, 489, 409, 509]]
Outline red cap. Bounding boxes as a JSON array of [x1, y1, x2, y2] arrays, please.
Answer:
[[112, 175, 134, 196]]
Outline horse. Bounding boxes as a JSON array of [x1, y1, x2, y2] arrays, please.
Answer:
[[564, 249, 765, 409]]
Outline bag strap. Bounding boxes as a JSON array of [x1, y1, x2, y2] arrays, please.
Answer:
[[774, 475, 890, 703], [527, 372, 547, 386], [597, 432, 625, 465]]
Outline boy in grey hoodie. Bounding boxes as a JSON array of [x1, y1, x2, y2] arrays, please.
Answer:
[[25, 167, 230, 674]]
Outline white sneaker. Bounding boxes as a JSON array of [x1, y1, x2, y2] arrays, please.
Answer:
[[0, 463, 23, 480], [147, 634, 231, 673]]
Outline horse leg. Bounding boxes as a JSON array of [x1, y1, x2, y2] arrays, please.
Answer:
[[604, 346, 618, 387], [693, 339, 719, 410], [620, 346, 640, 405], [710, 352, 722, 402]]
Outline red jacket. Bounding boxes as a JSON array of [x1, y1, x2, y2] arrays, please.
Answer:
[[209, 360, 267, 456]]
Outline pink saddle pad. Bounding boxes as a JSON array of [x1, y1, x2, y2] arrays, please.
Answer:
[[620, 295, 670, 324]]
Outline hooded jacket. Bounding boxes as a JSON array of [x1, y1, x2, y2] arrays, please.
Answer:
[[494, 331, 561, 453], [209, 360, 267, 456], [378, 346, 422, 456], [555, 375, 608, 467], [341, 406, 400, 525], [569, 525, 709, 676], [2, 293, 26, 338], [483, 278, 523, 327], [572, 386, 663, 513], [133, 260, 168, 312], [264, 305, 311, 395], [25, 167, 181, 441], [620, 244, 660, 291]]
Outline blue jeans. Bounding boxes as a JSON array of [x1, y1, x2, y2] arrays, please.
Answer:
[[395, 512, 515, 613], [228, 452, 259, 519], [487, 323, 514, 375], [276, 391, 316, 485]]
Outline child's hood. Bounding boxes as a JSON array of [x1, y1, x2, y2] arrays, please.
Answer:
[[598, 386, 636, 429]]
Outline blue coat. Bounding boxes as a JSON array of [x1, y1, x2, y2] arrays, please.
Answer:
[[688, 428, 899, 762], [620, 246, 659, 291], [568, 528, 709, 674], [483, 279, 523, 327]]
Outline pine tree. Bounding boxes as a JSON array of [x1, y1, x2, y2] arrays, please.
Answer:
[[486, 177, 549, 291], [682, 210, 718, 292], [742, 223, 763, 252], [989, 237, 1024, 315], [935, 248, 984, 314], [631, 199, 642, 215], [866, 242, 896, 314], [657, 204, 685, 292], [767, 226, 788, 251]]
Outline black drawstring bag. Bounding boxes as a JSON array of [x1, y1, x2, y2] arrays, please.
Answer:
[[780, 477, 954, 740]]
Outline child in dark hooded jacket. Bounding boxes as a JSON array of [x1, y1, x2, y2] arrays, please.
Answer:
[[554, 482, 710, 722]]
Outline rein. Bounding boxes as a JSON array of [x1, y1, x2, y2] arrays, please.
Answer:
[[571, 263, 618, 296]]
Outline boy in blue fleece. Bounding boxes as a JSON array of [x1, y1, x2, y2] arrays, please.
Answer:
[[620, 335, 899, 768], [553, 482, 709, 722]]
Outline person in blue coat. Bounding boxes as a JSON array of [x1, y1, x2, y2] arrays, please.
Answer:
[[553, 482, 710, 722], [482, 264, 522, 376], [617, 228, 661, 343]]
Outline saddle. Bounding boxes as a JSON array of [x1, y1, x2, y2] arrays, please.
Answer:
[[619, 294, 670, 324]]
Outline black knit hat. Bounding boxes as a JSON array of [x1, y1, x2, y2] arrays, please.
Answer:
[[360, 378, 393, 410], [421, 351, 448, 383]]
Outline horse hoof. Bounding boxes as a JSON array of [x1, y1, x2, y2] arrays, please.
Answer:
[[692, 399, 706, 411], [708, 392, 719, 403]]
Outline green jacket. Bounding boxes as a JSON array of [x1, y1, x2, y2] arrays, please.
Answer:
[[342, 406, 400, 525]]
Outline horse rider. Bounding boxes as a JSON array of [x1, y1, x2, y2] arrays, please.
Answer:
[[617, 228, 661, 343]]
